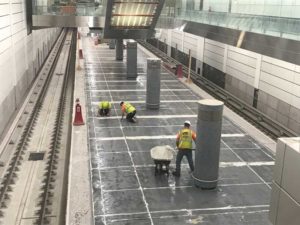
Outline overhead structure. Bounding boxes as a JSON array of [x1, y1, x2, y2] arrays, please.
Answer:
[[104, 0, 165, 39]]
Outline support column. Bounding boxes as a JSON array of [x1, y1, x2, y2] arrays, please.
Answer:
[[116, 39, 123, 60], [146, 58, 161, 109], [109, 39, 115, 49], [127, 41, 137, 79], [193, 99, 224, 189]]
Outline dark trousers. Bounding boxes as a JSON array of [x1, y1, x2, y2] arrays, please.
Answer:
[[175, 149, 194, 174], [99, 108, 110, 116], [126, 110, 136, 122]]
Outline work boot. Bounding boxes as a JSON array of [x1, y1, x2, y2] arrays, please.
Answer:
[[172, 171, 180, 177]]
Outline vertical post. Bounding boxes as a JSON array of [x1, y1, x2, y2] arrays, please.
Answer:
[[116, 39, 123, 60], [127, 41, 137, 79], [186, 49, 192, 83], [146, 58, 161, 109], [175, 43, 178, 60], [193, 99, 224, 189], [109, 39, 115, 49]]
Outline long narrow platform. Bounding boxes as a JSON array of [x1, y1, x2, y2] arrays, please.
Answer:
[[68, 36, 275, 225]]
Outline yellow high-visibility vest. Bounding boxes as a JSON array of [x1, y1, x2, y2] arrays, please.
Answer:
[[124, 103, 135, 113], [178, 128, 192, 149], [99, 101, 111, 109]]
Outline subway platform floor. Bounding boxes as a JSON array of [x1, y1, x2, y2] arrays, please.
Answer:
[[81, 38, 274, 225]]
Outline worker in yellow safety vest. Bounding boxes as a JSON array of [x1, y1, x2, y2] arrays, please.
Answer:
[[172, 120, 196, 177], [98, 101, 111, 116], [120, 101, 136, 123]]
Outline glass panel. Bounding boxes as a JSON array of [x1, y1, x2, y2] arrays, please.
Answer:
[[158, 0, 300, 41]]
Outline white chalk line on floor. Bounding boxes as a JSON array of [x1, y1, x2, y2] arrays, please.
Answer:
[[94, 204, 270, 218], [92, 161, 274, 171], [100, 182, 272, 194], [86, 80, 178, 83], [90, 133, 245, 141], [89, 100, 197, 106], [91, 114, 197, 119], [87, 89, 190, 92]]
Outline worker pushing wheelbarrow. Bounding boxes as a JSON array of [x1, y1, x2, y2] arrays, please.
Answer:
[[150, 145, 174, 176], [150, 120, 196, 177]]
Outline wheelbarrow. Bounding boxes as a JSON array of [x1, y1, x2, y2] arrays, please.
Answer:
[[150, 145, 174, 176]]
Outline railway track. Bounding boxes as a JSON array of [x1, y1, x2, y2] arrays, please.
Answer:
[[0, 28, 76, 224], [138, 40, 298, 139]]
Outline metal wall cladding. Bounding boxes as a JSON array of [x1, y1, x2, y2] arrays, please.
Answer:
[[270, 137, 300, 225], [276, 187, 300, 225], [281, 142, 300, 204]]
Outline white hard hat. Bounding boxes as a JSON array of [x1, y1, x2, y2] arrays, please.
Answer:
[[184, 120, 191, 126]]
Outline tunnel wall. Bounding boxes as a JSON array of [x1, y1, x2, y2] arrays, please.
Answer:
[[0, 1, 62, 137], [149, 29, 300, 134]]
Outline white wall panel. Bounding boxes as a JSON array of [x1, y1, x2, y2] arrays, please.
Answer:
[[227, 58, 256, 78], [204, 49, 223, 64], [263, 55, 296, 71], [204, 56, 223, 71], [205, 42, 225, 56], [12, 13, 22, 24], [0, 0, 61, 128], [261, 61, 295, 82], [163, 29, 300, 110], [0, 37, 10, 53], [0, 16, 10, 28], [196, 36, 204, 62], [12, 21, 24, 33], [259, 82, 292, 104], [206, 38, 226, 47], [260, 71, 293, 92], [11, 3, 22, 13], [226, 66, 254, 86], [12, 29, 25, 43], [227, 50, 257, 68], [294, 72, 300, 86], [0, 51, 14, 102], [0, 4, 9, 16], [0, 26, 11, 41]]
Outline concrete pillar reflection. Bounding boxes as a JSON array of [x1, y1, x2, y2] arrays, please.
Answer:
[[116, 39, 123, 60], [146, 58, 161, 109], [109, 39, 115, 49], [127, 41, 137, 79], [193, 99, 224, 189]]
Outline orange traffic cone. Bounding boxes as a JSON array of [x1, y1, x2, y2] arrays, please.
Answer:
[[73, 98, 85, 126]]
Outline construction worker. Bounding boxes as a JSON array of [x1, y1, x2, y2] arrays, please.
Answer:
[[98, 101, 111, 116], [172, 120, 196, 177], [120, 101, 136, 123]]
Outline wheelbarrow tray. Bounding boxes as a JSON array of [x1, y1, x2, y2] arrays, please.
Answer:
[[150, 145, 174, 176]]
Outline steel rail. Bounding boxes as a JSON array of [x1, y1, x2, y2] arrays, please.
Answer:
[[138, 40, 298, 139], [0, 30, 68, 219], [36, 29, 75, 225]]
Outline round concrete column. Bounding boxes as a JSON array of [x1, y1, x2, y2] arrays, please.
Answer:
[[116, 39, 123, 60], [127, 41, 137, 79], [109, 39, 115, 49], [146, 58, 161, 109], [193, 99, 224, 189]]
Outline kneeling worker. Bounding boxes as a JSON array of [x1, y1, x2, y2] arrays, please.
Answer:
[[98, 101, 111, 116], [120, 101, 136, 122], [172, 120, 196, 177]]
